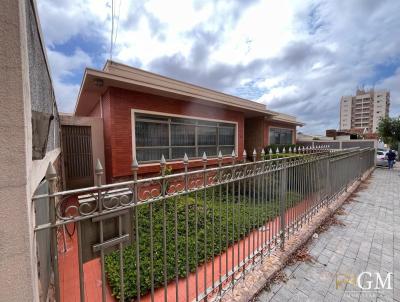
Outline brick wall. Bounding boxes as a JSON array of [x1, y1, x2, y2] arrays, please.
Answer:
[[103, 87, 245, 182]]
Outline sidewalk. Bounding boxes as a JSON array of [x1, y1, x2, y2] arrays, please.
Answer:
[[256, 167, 400, 302]]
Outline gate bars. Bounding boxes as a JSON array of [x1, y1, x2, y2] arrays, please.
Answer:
[[32, 147, 375, 302]]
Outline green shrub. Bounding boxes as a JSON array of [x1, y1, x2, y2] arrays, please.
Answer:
[[105, 190, 281, 300], [264, 144, 298, 155], [263, 153, 299, 160]]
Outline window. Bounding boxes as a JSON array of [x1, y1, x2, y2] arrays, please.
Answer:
[[269, 128, 293, 145], [135, 113, 236, 162]]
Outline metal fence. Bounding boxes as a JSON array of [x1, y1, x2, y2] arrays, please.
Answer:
[[32, 147, 375, 302], [297, 140, 376, 150]]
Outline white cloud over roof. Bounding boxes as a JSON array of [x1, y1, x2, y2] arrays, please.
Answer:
[[37, 0, 400, 133]]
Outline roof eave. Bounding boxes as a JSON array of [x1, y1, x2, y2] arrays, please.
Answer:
[[75, 68, 279, 117]]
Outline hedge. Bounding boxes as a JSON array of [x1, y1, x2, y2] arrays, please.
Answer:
[[264, 144, 298, 154], [105, 187, 303, 300]]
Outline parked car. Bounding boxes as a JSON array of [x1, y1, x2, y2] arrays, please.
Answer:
[[376, 150, 397, 167]]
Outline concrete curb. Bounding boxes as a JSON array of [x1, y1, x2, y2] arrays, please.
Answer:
[[222, 168, 375, 302]]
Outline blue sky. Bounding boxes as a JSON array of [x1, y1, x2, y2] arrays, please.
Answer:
[[37, 0, 400, 134]]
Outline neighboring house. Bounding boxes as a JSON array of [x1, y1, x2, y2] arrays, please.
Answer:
[[70, 60, 303, 184]]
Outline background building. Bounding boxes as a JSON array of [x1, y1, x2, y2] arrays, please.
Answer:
[[339, 88, 390, 133]]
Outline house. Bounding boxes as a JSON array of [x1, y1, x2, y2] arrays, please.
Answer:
[[66, 60, 303, 185]]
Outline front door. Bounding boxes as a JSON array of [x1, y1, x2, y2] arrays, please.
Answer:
[[62, 125, 94, 189]]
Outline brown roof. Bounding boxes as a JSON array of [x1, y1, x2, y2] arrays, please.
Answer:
[[75, 60, 303, 126]]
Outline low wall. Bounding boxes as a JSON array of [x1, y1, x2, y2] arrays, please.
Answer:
[[297, 139, 376, 150]]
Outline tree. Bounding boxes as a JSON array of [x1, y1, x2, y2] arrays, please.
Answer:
[[377, 117, 400, 149]]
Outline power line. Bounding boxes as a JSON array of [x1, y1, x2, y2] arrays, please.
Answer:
[[113, 0, 123, 50], [110, 0, 114, 60]]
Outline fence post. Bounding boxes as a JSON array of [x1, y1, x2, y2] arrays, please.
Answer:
[[46, 163, 60, 302], [280, 159, 287, 250], [325, 159, 330, 205], [131, 158, 141, 300], [160, 155, 168, 300], [94, 160, 107, 302], [95, 159, 103, 186]]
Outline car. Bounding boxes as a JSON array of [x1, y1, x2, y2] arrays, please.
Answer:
[[376, 150, 397, 167]]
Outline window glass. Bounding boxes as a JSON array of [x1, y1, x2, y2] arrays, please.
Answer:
[[219, 146, 235, 156], [136, 114, 168, 122], [198, 120, 217, 126], [135, 113, 236, 162], [269, 128, 293, 145], [219, 127, 235, 145], [171, 124, 195, 146], [171, 117, 196, 124], [136, 148, 169, 162], [171, 147, 196, 159], [198, 126, 217, 145], [199, 146, 217, 157], [136, 121, 169, 147]]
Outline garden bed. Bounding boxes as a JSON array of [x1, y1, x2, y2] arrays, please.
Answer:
[[105, 188, 303, 300]]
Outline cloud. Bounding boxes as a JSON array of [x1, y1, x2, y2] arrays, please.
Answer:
[[376, 68, 400, 117], [36, 0, 400, 133], [46, 48, 93, 112], [47, 48, 93, 80], [37, 0, 111, 46], [53, 82, 80, 113]]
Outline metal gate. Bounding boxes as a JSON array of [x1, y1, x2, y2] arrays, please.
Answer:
[[62, 125, 94, 189]]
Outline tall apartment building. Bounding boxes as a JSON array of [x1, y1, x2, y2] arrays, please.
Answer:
[[339, 89, 390, 133]]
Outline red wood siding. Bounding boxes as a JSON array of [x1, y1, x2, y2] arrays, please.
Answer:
[[88, 101, 101, 117], [244, 117, 264, 157], [105, 87, 245, 181], [264, 120, 297, 145], [101, 91, 113, 183]]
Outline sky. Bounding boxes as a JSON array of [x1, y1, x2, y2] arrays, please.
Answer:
[[37, 0, 400, 134]]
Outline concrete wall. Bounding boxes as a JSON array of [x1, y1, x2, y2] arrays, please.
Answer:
[[0, 1, 61, 301], [25, 0, 60, 154], [0, 1, 38, 301], [297, 139, 377, 149], [60, 114, 106, 186]]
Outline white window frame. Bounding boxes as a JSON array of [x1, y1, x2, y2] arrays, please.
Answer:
[[268, 127, 294, 145], [131, 109, 239, 162]]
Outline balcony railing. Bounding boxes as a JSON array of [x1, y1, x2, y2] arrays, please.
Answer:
[[32, 147, 375, 302]]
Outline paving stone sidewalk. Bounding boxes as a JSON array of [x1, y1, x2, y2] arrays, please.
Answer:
[[256, 167, 400, 302]]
